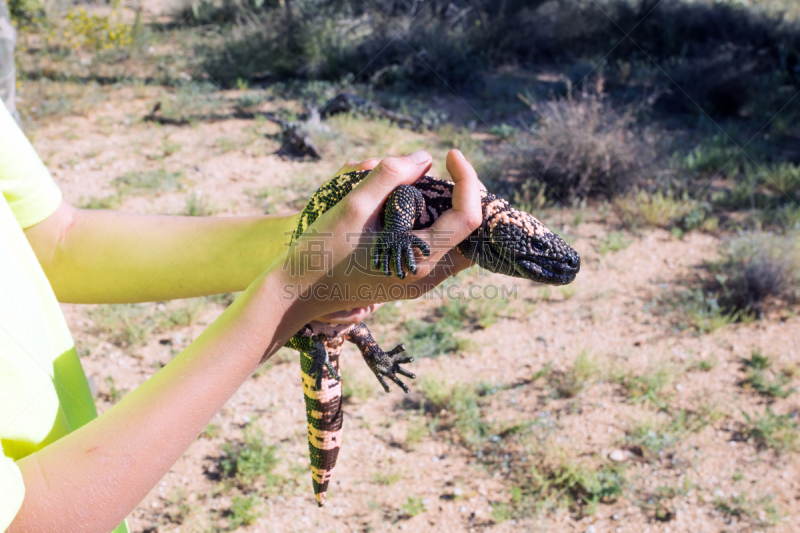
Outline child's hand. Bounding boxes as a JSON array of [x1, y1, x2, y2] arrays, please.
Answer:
[[283, 149, 484, 318]]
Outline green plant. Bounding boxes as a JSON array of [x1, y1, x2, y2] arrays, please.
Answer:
[[741, 406, 799, 453], [741, 351, 797, 398], [715, 492, 780, 528], [401, 496, 426, 517], [401, 319, 462, 358], [626, 409, 717, 459], [80, 194, 120, 210], [164, 486, 193, 524], [220, 426, 281, 486], [417, 376, 490, 445], [676, 289, 743, 334], [343, 375, 374, 402], [112, 169, 185, 195], [372, 469, 402, 486], [184, 190, 216, 216], [552, 350, 597, 399], [103, 376, 126, 403], [214, 136, 238, 153], [596, 231, 631, 256], [227, 494, 261, 528], [64, 6, 133, 51], [509, 455, 625, 518], [614, 362, 677, 409]]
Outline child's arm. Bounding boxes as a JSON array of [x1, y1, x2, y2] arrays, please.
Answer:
[[22, 160, 378, 304], [8, 150, 483, 533]]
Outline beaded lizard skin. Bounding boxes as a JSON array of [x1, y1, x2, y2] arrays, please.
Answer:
[[285, 170, 581, 506]]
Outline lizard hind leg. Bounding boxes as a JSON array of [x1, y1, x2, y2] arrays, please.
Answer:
[[299, 336, 345, 506]]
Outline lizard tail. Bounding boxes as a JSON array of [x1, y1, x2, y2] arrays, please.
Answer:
[[300, 337, 344, 506]]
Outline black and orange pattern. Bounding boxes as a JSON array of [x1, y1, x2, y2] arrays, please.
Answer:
[[285, 170, 581, 506]]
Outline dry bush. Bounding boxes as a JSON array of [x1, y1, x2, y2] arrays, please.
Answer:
[[707, 232, 800, 316], [513, 95, 650, 203]]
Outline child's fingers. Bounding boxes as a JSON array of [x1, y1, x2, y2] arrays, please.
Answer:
[[350, 151, 432, 207], [422, 150, 484, 263], [333, 158, 381, 177]]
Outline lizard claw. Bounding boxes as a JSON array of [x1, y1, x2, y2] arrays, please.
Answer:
[[373, 232, 430, 279], [365, 343, 415, 393]]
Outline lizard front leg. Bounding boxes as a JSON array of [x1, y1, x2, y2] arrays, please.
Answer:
[[347, 322, 415, 393], [373, 184, 431, 279]]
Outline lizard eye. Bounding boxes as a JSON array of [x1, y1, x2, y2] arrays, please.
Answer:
[[532, 241, 546, 251]]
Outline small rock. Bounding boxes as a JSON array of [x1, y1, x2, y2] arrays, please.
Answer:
[[609, 449, 626, 462], [585, 525, 597, 533], [612, 513, 620, 520]]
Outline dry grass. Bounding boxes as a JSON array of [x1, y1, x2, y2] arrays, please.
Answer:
[[706, 232, 800, 316], [513, 94, 649, 203]]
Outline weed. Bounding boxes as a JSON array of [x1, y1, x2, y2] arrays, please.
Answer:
[[741, 406, 799, 453], [706, 232, 800, 316], [103, 376, 126, 403], [64, 7, 133, 51], [227, 494, 261, 529], [401, 319, 461, 358], [490, 123, 519, 141], [681, 134, 744, 176], [247, 186, 287, 214], [693, 354, 718, 372], [508, 453, 625, 519], [88, 303, 152, 347], [615, 191, 718, 233], [614, 362, 677, 409], [202, 422, 220, 439], [715, 492, 781, 528], [184, 190, 217, 216], [417, 376, 490, 445], [112, 169, 185, 195], [438, 124, 482, 160], [552, 351, 597, 399], [79, 195, 120, 210], [342, 375, 374, 403], [164, 486, 193, 524], [675, 289, 743, 334], [626, 409, 717, 459], [214, 136, 238, 153], [401, 496, 426, 517], [219, 426, 282, 487], [741, 351, 797, 399], [161, 136, 182, 157], [512, 94, 647, 203], [405, 413, 431, 448], [596, 231, 631, 256], [372, 469, 402, 486]]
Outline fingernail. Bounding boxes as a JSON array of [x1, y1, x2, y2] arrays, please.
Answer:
[[409, 150, 430, 164]]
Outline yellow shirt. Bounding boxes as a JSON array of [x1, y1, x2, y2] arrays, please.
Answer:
[[0, 105, 126, 532]]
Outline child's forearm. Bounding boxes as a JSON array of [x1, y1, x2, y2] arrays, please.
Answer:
[[9, 264, 305, 533], [25, 200, 300, 303]]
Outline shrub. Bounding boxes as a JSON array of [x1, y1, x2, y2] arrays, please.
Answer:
[[706, 232, 800, 316], [511, 95, 648, 203]]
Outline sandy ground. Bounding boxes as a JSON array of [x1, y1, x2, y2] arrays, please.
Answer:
[[21, 79, 800, 533]]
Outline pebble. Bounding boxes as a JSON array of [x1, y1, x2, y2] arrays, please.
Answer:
[[585, 525, 596, 533], [609, 449, 626, 462]]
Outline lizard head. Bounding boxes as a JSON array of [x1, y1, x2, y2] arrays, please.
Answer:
[[458, 194, 581, 285]]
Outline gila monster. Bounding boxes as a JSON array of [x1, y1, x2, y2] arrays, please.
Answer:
[[285, 170, 581, 506]]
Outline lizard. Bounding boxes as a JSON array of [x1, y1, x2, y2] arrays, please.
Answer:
[[284, 170, 581, 506]]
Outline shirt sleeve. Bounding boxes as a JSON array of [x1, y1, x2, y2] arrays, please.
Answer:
[[0, 104, 62, 229], [0, 452, 25, 531]]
